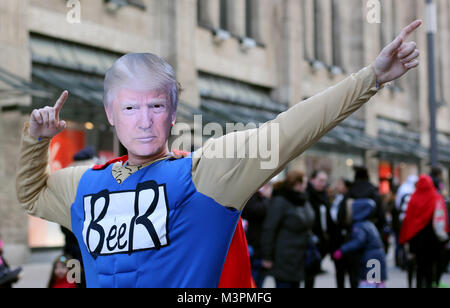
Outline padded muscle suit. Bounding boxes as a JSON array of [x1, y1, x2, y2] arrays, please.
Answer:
[[16, 66, 380, 287]]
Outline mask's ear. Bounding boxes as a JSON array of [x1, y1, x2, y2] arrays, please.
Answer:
[[105, 104, 114, 127]]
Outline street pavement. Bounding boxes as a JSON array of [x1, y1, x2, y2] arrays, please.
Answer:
[[13, 244, 450, 288]]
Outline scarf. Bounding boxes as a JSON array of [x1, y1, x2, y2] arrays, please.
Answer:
[[274, 187, 308, 207]]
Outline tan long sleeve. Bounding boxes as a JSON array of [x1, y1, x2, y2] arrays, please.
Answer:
[[192, 65, 380, 211], [15, 123, 89, 230]]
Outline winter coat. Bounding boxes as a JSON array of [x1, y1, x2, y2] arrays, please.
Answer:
[[307, 183, 333, 256], [242, 192, 269, 260], [261, 189, 315, 282], [340, 198, 388, 282]]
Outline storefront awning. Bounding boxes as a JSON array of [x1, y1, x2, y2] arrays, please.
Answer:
[[32, 66, 104, 108], [0, 66, 50, 100], [198, 74, 380, 153], [199, 72, 286, 124], [438, 144, 450, 166], [376, 129, 429, 163]]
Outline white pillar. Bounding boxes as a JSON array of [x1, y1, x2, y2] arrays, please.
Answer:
[[198, 0, 220, 29], [225, 0, 246, 37], [340, 0, 365, 73], [302, 0, 315, 61], [316, 0, 333, 65]]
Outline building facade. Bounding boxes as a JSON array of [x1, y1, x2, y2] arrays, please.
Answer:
[[0, 0, 449, 263]]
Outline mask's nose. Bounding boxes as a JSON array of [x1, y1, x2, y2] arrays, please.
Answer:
[[137, 108, 153, 130]]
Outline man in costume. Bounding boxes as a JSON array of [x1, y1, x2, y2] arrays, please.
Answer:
[[16, 21, 422, 288]]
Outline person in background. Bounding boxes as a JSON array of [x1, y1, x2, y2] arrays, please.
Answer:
[[60, 226, 86, 288], [334, 166, 387, 287], [399, 175, 449, 288], [241, 183, 273, 288], [429, 167, 449, 286], [0, 234, 21, 288], [430, 167, 445, 195], [261, 170, 315, 288], [393, 175, 418, 286], [330, 178, 352, 226], [70, 146, 98, 168], [396, 175, 419, 222], [349, 167, 387, 239], [333, 198, 388, 288], [381, 187, 396, 254], [47, 255, 77, 288], [307, 170, 333, 275], [329, 178, 358, 288]]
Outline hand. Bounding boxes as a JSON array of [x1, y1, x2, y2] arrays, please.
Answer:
[[172, 149, 191, 159], [261, 260, 273, 270], [373, 20, 422, 85], [29, 91, 69, 139]]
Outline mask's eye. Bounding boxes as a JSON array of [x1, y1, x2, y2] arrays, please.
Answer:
[[151, 102, 167, 113], [123, 104, 138, 112]]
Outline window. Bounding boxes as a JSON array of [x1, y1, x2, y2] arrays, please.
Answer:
[[245, 0, 254, 38], [197, 0, 202, 25], [302, 0, 314, 61], [390, 1, 403, 92], [313, 0, 324, 62], [104, 0, 146, 10], [197, 0, 215, 29], [331, 0, 342, 68], [436, 0, 446, 106], [220, 0, 228, 31]]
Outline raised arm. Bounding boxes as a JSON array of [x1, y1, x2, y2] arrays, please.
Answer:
[[15, 91, 88, 230], [191, 21, 422, 211]]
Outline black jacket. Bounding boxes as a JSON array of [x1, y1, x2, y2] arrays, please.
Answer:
[[261, 189, 315, 282], [242, 192, 269, 260], [307, 183, 333, 256]]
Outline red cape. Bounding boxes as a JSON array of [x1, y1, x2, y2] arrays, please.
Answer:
[[399, 175, 449, 244], [219, 218, 256, 288]]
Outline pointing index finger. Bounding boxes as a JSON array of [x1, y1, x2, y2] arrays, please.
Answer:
[[398, 20, 422, 41], [54, 90, 69, 112]]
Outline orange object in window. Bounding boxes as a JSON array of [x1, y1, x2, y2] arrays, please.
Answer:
[[49, 130, 85, 172], [379, 162, 392, 195]]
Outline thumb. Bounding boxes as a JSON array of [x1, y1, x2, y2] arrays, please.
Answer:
[[58, 120, 67, 130]]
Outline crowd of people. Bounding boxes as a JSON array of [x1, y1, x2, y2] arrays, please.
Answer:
[[242, 166, 450, 288]]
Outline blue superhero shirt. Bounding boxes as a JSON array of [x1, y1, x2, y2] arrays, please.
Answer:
[[70, 155, 240, 288]]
